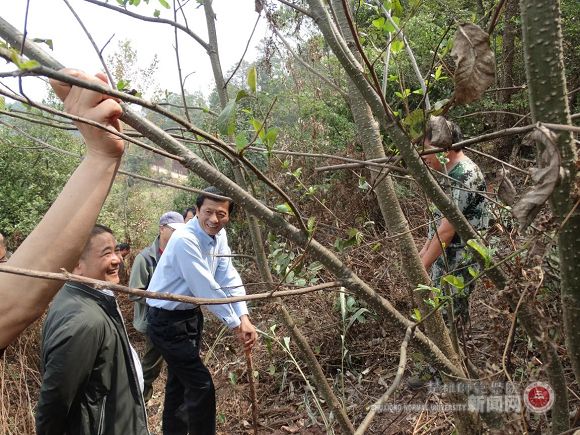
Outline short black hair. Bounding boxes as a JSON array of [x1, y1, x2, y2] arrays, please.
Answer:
[[82, 224, 114, 259], [196, 186, 234, 214], [116, 242, 130, 251], [182, 207, 196, 219]]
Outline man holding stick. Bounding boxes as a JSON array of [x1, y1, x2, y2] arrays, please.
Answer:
[[146, 187, 257, 435]]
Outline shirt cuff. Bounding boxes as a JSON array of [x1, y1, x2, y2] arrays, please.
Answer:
[[233, 302, 249, 319], [223, 315, 241, 329]]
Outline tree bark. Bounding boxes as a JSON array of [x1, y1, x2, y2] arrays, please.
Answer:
[[520, 0, 578, 431], [330, 0, 461, 370]]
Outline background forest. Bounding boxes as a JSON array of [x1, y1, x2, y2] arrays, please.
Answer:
[[0, 0, 579, 433]]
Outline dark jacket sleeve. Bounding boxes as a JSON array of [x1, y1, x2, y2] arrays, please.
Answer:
[[128, 254, 151, 302], [36, 314, 103, 435]]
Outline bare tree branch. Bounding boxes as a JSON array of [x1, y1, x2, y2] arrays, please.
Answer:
[[64, 0, 116, 87], [270, 25, 347, 97], [0, 264, 343, 305], [355, 325, 414, 434], [82, 0, 210, 52]]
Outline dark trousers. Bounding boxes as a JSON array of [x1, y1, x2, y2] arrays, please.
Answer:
[[147, 307, 216, 435], [141, 334, 164, 402]]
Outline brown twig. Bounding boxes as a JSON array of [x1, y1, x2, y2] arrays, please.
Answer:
[[224, 11, 262, 89], [83, 0, 210, 51], [245, 349, 259, 435], [355, 325, 415, 434], [0, 264, 342, 305]]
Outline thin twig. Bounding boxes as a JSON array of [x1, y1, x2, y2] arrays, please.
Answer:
[[245, 349, 259, 435], [64, 0, 116, 87], [224, 11, 262, 88], [174, 0, 191, 123], [269, 25, 346, 97], [0, 264, 343, 305], [355, 325, 415, 434], [276, 0, 314, 18], [83, 0, 210, 51], [487, 0, 508, 34]]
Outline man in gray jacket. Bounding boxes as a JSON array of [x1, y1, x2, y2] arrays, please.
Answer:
[[130, 211, 184, 402], [37, 224, 148, 435]]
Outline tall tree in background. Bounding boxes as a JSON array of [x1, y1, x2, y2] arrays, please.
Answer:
[[520, 0, 580, 391]]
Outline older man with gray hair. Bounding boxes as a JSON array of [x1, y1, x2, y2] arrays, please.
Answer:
[[129, 211, 185, 402]]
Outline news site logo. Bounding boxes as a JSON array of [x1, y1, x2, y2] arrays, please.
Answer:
[[523, 382, 554, 413]]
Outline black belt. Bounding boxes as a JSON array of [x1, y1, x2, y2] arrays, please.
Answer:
[[148, 306, 200, 320]]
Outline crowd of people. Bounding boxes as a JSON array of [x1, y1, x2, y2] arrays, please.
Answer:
[[0, 70, 488, 435]]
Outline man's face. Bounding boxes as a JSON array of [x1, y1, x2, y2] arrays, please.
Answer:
[[196, 199, 230, 236], [75, 232, 121, 283], [422, 139, 444, 171], [184, 210, 195, 223], [159, 225, 176, 247]]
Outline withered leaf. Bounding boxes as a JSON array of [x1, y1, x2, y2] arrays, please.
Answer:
[[451, 23, 495, 104], [496, 167, 517, 206], [428, 115, 453, 147], [512, 126, 562, 230]]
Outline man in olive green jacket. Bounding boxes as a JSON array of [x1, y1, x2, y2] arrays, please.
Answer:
[[36, 225, 148, 435]]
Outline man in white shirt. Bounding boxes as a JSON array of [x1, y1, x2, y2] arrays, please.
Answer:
[[146, 187, 257, 435]]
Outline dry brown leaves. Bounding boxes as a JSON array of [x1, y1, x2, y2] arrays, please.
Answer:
[[513, 126, 563, 230], [451, 23, 495, 105]]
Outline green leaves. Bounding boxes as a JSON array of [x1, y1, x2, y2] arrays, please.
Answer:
[[32, 38, 53, 50], [391, 38, 404, 53], [6, 48, 40, 71], [116, 78, 131, 91], [235, 89, 250, 102], [411, 308, 422, 322], [467, 239, 492, 268], [247, 65, 257, 93], [401, 108, 425, 140], [216, 99, 237, 136], [275, 203, 293, 215], [158, 0, 170, 8], [442, 274, 465, 289]]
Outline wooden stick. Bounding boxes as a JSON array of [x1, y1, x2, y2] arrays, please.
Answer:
[[245, 349, 259, 435], [0, 264, 342, 305]]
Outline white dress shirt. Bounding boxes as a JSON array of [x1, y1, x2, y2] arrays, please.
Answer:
[[146, 217, 249, 329]]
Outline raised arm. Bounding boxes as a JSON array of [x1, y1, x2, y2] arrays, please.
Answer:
[[0, 69, 124, 350]]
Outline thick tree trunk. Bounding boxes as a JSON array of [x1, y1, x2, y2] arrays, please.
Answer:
[[520, 0, 578, 432], [330, 0, 460, 371]]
